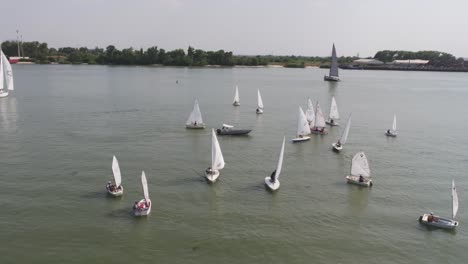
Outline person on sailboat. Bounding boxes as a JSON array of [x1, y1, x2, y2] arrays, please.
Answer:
[[205, 166, 213, 175], [336, 140, 341, 148], [359, 175, 364, 183], [194, 121, 197, 126], [256, 108, 260, 114], [330, 119, 335, 125], [270, 169, 277, 183], [386, 129, 390, 134]]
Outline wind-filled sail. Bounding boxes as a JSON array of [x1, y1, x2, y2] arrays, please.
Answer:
[[273, 136, 285, 182], [351, 152, 371, 177], [392, 115, 397, 131], [257, 89, 263, 109], [329, 96, 339, 119], [340, 115, 352, 145], [141, 171, 149, 201], [306, 98, 315, 126], [329, 44, 339, 77], [452, 179, 458, 219], [1, 51, 13, 91], [233, 86, 240, 104], [186, 99, 204, 125], [0, 51, 4, 90], [297, 107, 311, 136], [211, 129, 225, 170], [314, 102, 326, 128], [112, 155, 122, 187]]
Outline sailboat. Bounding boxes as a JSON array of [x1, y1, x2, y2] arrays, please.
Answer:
[[265, 136, 285, 191], [0, 50, 14, 98], [106, 155, 124, 196], [186, 99, 206, 129], [233, 86, 240, 106], [256, 89, 264, 114], [385, 115, 397, 137], [310, 102, 327, 135], [205, 128, 225, 183], [345, 151, 373, 187], [419, 179, 459, 229], [324, 43, 340, 82], [305, 98, 315, 127], [292, 107, 311, 143], [326, 96, 340, 126], [332, 114, 351, 151], [133, 171, 152, 216]]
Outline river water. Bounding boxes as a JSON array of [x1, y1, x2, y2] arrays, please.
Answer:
[[1, 65, 467, 263]]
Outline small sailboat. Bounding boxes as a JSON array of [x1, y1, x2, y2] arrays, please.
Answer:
[[324, 43, 340, 82], [233, 86, 240, 106], [345, 151, 373, 187], [265, 136, 285, 191], [385, 115, 397, 137], [186, 99, 206, 129], [310, 102, 327, 135], [305, 98, 315, 127], [292, 107, 311, 143], [205, 128, 225, 183], [256, 89, 264, 114], [0, 50, 14, 98], [133, 171, 152, 216], [106, 155, 124, 196], [332, 114, 351, 151], [326, 96, 340, 126], [419, 179, 459, 229]]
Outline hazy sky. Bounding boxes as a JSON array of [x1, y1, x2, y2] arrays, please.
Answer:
[[1, 0, 467, 57]]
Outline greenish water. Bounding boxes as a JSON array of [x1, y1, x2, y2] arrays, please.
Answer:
[[1, 65, 467, 263]]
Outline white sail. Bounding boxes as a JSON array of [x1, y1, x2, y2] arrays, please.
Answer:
[[329, 96, 339, 119], [392, 115, 397, 131], [340, 115, 352, 145], [314, 102, 326, 128], [233, 86, 240, 104], [297, 106, 311, 136], [452, 179, 458, 219], [306, 98, 315, 126], [186, 99, 204, 125], [257, 89, 264, 109], [329, 44, 339, 77], [0, 51, 4, 90], [351, 152, 371, 177], [211, 128, 225, 170], [141, 171, 149, 201], [274, 136, 286, 180], [1, 51, 13, 91], [112, 155, 122, 187]]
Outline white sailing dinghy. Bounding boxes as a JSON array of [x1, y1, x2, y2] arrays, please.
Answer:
[[265, 136, 285, 191], [256, 89, 264, 114], [345, 151, 373, 187], [326, 96, 340, 126], [0, 50, 14, 98], [133, 171, 152, 216], [205, 128, 225, 183], [305, 98, 315, 127], [310, 102, 327, 135], [186, 99, 206, 129], [233, 86, 240, 106], [292, 107, 311, 143], [419, 179, 459, 229], [385, 115, 397, 137], [324, 44, 340, 82], [106, 155, 124, 196], [332, 114, 351, 151]]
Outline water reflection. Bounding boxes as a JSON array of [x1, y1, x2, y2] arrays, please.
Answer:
[[0, 97, 18, 132]]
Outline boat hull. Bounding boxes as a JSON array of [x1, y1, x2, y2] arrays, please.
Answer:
[[186, 123, 206, 129], [346, 175, 372, 187], [0, 91, 9, 98], [324, 75, 340, 82], [106, 185, 124, 197], [133, 199, 151, 216], [419, 214, 458, 229], [233, 102, 240, 106], [205, 170, 220, 183], [256, 108, 263, 114], [291, 136, 311, 143], [385, 131, 397, 137], [332, 143, 343, 152], [326, 119, 339, 126], [217, 128, 252, 135], [264, 177, 280, 191], [310, 129, 328, 135]]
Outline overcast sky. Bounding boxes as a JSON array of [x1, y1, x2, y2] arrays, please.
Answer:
[[1, 0, 467, 57]]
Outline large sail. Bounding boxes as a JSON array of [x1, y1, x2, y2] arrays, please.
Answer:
[[112, 155, 122, 187], [392, 115, 397, 131], [329, 44, 339, 77], [257, 89, 264, 109], [452, 179, 458, 219], [141, 171, 149, 201], [211, 129, 225, 170], [233, 86, 239, 104], [306, 98, 315, 126], [329, 96, 339, 119], [340, 114, 352, 145], [351, 152, 371, 177], [0, 51, 4, 90], [273, 136, 286, 181], [314, 102, 326, 128], [186, 99, 204, 125], [297, 106, 311, 136], [1, 51, 13, 91]]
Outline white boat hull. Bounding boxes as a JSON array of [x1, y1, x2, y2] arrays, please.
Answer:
[[133, 199, 152, 216], [346, 175, 372, 187], [0, 91, 9, 98], [419, 213, 458, 229], [324, 75, 340, 82], [106, 184, 124, 197], [291, 136, 311, 143], [186, 123, 206, 129], [264, 177, 280, 191], [256, 108, 263, 114], [326, 119, 339, 126], [205, 170, 220, 183], [332, 143, 343, 151], [385, 131, 397, 137]]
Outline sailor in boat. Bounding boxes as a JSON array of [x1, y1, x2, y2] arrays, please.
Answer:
[[194, 121, 197, 127], [269, 169, 277, 183], [427, 212, 438, 222], [359, 175, 364, 183], [205, 166, 214, 175], [330, 119, 335, 125], [386, 129, 390, 134], [335, 140, 341, 148]]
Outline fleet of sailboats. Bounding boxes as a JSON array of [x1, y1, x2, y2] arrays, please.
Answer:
[[326, 96, 340, 126], [205, 128, 225, 183], [133, 171, 151, 216], [332, 114, 351, 151], [324, 43, 340, 82], [106, 155, 124, 196], [264, 136, 285, 191], [186, 99, 206, 129], [0, 50, 14, 98], [256, 89, 264, 114], [419, 179, 459, 229], [386, 115, 397, 137], [345, 152, 373, 187], [292, 107, 311, 142]]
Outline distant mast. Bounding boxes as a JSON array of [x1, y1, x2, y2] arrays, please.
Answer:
[[16, 30, 21, 57]]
